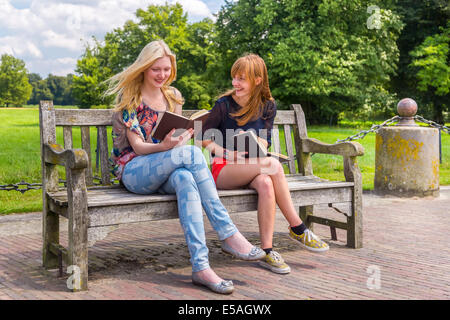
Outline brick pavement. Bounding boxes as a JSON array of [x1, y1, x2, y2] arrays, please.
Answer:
[[0, 187, 449, 300]]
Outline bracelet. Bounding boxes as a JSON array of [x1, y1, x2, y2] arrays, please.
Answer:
[[222, 149, 228, 159]]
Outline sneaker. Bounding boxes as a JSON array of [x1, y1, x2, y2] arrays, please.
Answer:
[[258, 251, 291, 274], [288, 227, 329, 252]]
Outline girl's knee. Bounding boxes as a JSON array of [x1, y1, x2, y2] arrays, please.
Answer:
[[261, 157, 283, 176], [172, 145, 205, 165], [251, 174, 275, 197], [169, 168, 195, 186]]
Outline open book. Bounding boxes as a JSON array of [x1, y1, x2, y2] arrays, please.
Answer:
[[151, 109, 209, 141], [233, 130, 290, 163]]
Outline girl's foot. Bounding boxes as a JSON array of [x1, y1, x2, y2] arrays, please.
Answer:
[[193, 267, 223, 284], [222, 231, 266, 261], [192, 268, 234, 295], [223, 231, 254, 254]]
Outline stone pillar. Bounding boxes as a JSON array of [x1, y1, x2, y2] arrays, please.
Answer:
[[374, 98, 440, 197]]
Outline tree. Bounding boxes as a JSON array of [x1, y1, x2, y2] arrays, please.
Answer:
[[46, 74, 70, 105], [215, 0, 403, 123], [72, 47, 113, 108], [0, 54, 32, 107], [74, 3, 219, 109], [410, 23, 449, 123], [391, 0, 449, 122]]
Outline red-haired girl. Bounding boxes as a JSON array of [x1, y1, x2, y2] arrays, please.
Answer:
[[202, 54, 329, 274]]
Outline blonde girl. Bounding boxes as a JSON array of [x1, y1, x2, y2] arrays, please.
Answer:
[[105, 41, 265, 294]]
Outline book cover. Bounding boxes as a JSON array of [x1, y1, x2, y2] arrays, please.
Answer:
[[151, 109, 209, 141]]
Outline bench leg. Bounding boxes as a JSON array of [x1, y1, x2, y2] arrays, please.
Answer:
[[67, 169, 89, 291], [43, 209, 59, 269], [299, 205, 314, 232], [346, 199, 363, 249]]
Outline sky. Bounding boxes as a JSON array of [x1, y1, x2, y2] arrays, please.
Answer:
[[0, 0, 226, 78]]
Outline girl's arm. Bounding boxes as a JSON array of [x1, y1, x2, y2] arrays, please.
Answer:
[[127, 128, 191, 155], [201, 140, 246, 160], [128, 88, 190, 156]]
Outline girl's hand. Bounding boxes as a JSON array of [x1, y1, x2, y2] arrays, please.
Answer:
[[160, 128, 193, 151], [225, 150, 247, 161]]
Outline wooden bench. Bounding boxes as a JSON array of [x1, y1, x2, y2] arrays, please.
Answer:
[[39, 100, 364, 291]]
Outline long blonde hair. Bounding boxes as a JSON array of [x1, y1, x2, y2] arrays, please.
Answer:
[[219, 54, 273, 126], [104, 40, 183, 112]]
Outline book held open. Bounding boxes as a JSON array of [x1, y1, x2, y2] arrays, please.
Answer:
[[151, 109, 209, 141], [233, 130, 290, 163]]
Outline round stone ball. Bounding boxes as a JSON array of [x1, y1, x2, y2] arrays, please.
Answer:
[[397, 98, 418, 117]]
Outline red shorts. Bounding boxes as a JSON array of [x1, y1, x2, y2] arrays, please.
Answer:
[[211, 157, 228, 183]]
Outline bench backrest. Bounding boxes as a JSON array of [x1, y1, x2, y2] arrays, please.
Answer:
[[39, 101, 311, 187]]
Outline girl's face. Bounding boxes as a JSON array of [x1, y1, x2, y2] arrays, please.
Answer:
[[232, 74, 253, 98], [144, 56, 172, 88]]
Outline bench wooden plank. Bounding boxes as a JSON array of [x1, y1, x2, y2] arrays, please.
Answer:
[[48, 180, 354, 208], [97, 126, 110, 185], [283, 124, 296, 174], [84, 188, 352, 227], [80, 126, 93, 186], [63, 126, 73, 149], [272, 126, 281, 154], [54, 109, 297, 126]]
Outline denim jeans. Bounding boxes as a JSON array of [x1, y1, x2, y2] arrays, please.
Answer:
[[121, 145, 237, 272]]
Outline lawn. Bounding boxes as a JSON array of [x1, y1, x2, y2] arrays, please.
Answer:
[[0, 107, 449, 215]]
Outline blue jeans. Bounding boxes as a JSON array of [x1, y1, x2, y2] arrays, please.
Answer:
[[121, 145, 237, 272]]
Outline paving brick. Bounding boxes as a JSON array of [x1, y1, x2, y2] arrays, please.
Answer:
[[0, 188, 449, 299]]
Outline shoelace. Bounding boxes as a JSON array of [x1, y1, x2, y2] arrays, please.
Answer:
[[269, 251, 284, 263], [303, 229, 320, 243]]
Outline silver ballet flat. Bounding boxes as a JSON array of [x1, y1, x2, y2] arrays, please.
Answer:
[[192, 272, 234, 294], [221, 241, 266, 261]]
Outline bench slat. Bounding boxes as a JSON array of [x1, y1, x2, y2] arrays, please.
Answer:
[[283, 124, 296, 174], [81, 126, 93, 186], [55, 109, 114, 126], [272, 125, 281, 154], [48, 179, 354, 208], [84, 186, 352, 227], [54, 109, 296, 126], [63, 126, 73, 149], [97, 126, 110, 185]]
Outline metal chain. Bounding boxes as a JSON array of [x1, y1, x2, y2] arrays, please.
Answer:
[[414, 115, 450, 134], [0, 181, 42, 194], [0, 176, 119, 193], [2, 115, 447, 193], [336, 115, 400, 143]]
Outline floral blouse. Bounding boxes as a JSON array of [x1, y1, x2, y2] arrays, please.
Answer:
[[110, 102, 161, 180]]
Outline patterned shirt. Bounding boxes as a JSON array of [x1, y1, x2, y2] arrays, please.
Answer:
[[110, 102, 161, 180]]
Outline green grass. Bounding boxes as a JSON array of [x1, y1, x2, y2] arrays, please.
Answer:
[[0, 107, 449, 215]]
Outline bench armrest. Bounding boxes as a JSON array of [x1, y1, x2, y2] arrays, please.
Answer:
[[301, 138, 364, 157], [44, 143, 89, 169]]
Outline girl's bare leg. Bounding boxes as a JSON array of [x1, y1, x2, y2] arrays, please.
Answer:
[[216, 162, 276, 249], [216, 158, 303, 231]]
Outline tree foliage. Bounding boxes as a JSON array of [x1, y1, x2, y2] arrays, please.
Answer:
[[28, 73, 75, 105], [70, 1, 447, 123], [392, 0, 449, 122], [73, 3, 217, 110], [72, 46, 113, 109], [0, 54, 32, 107], [215, 0, 403, 123]]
